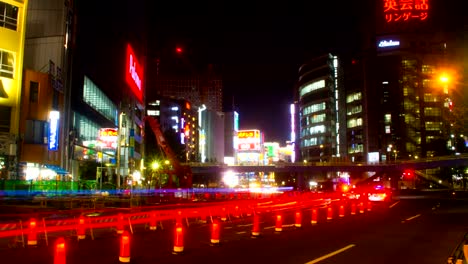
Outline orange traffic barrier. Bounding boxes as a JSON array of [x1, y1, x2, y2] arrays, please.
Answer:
[[173, 223, 184, 254], [311, 208, 318, 224], [211, 219, 220, 245], [351, 203, 357, 215], [339, 205, 345, 218], [54, 237, 66, 264], [116, 213, 124, 234], [149, 211, 157, 231], [252, 214, 261, 237], [359, 202, 365, 214], [275, 214, 282, 232], [327, 206, 333, 221], [119, 230, 131, 263], [295, 211, 302, 228], [77, 216, 86, 240], [367, 201, 372, 212], [27, 218, 38, 246]]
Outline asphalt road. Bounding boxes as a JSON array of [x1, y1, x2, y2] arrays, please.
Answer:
[[1, 197, 468, 264]]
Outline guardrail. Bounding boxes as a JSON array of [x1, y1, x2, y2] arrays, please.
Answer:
[[0, 191, 343, 242]]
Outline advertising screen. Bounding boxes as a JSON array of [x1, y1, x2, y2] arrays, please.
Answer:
[[98, 128, 118, 149], [237, 130, 261, 151], [125, 44, 144, 103]]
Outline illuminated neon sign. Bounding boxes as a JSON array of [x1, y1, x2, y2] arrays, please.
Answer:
[[48, 111, 60, 151], [98, 128, 118, 149], [378, 40, 400, 48], [125, 44, 144, 102], [383, 0, 429, 23], [237, 130, 261, 151]]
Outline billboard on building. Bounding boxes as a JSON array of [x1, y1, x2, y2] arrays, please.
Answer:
[[237, 130, 261, 151], [125, 44, 144, 103], [383, 0, 429, 23], [98, 128, 118, 149]]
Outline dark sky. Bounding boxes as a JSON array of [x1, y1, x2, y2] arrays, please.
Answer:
[[148, 0, 364, 143]]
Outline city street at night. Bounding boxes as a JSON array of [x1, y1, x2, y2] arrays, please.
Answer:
[[1, 194, 467, 264]]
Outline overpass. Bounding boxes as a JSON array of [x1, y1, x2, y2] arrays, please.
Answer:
[[187, 155, 468, 175]]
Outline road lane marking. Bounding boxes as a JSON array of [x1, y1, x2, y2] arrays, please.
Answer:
[[236, 231, 247, 234], [224, 226, 233, 229], [305, 244, 356, 264], [389, 201, 400, 208], [402, 214, 421, 223], [237, 224, 253, 227]]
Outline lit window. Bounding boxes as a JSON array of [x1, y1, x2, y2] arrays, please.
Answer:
[[0, 50, 14, 78]]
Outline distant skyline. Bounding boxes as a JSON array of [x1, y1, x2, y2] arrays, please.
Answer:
[[148, 0, 364, 143]]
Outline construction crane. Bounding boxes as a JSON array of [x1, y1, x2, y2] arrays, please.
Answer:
[[144, 116, 193, 188]]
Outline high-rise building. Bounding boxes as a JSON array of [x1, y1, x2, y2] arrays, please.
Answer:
[[296, 54, 344, 162], [348, 0, 466, 161], [0, 0, 28, 179]]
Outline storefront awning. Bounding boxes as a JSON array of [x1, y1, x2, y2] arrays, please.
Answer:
[[44, 164, 69, 175]]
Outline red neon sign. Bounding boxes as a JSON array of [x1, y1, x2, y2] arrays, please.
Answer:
[[125, 44, 144, 103], [383, 0, 429, 23]]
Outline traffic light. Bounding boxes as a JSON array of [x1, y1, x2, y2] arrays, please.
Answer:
[[175, 47, 183, 54]]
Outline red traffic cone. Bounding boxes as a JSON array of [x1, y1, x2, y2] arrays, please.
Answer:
[[27, 218, 38, 246], [211, 219, 220, 245], [149, 211, 157, 231], [77, 216, 86, 240], [275, 214, 282, 232], [339, 205, 345, 218], [54, 237, 66, 264], [252, 214, 261, 237], [295, 211, 302, 228], [173, 223, 184, 254], [311, 208, 318, 225], [327, 206, 333, 221], [119, 231, 131, 263], [359, 202, 365, 214]]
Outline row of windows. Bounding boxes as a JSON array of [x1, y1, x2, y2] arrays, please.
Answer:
[[73, 112, 101, 142], [301, 125, 326, 138], [347, 118, 362, 128], [0, 1, 18, 31], [424, 107, 441, 117], [0, 50, 14, 79], [425, 121, 442, 131], [346, 92, 361, 103], [347, 105, 362, 116], [302, 102, 326, 116], [300, 136, 326, 148], [83, 76, 118, 123], [299, 79, 325, 98]]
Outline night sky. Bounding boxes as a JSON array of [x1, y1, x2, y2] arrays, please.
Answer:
[[85, 0, 465, 143], [147, 0, 365, 143]]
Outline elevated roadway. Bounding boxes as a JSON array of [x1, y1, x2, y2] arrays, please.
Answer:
[[187, 155, 468, 175]]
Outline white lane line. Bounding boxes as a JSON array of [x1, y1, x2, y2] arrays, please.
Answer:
[[389, 201, 400, 208], [236, 231, 247, 234], [224, 226, 233, 229], [305, 244, 356, 264], [237, 224, 253, 227], [405, 214, 421, 222]]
